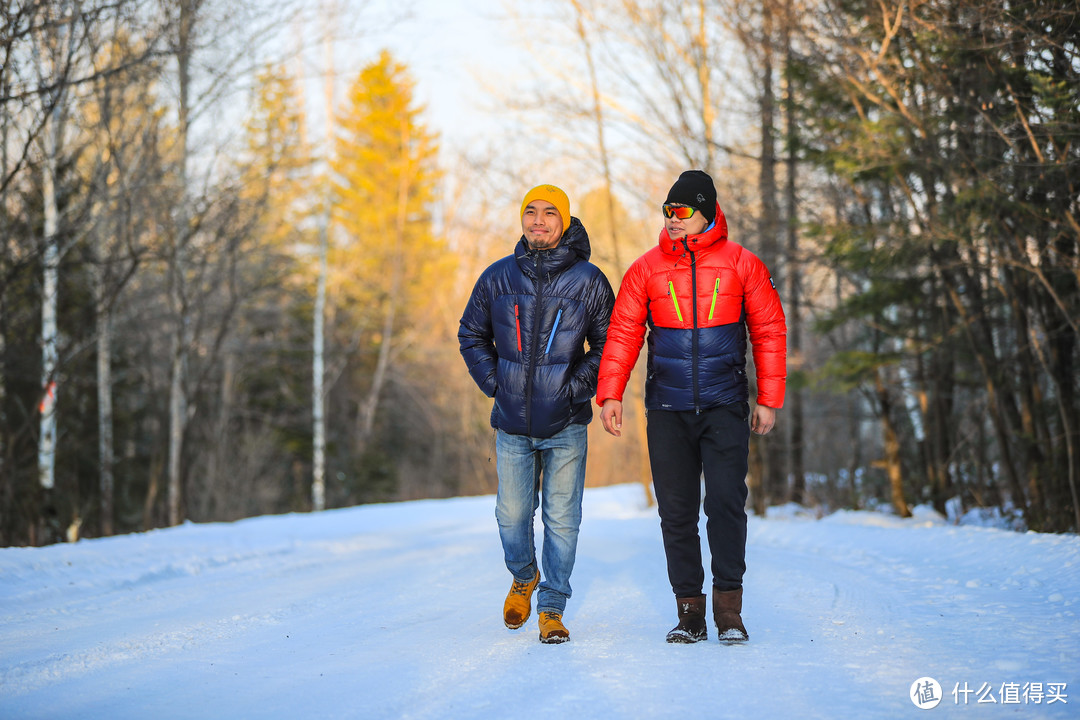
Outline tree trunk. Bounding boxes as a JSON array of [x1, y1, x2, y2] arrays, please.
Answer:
[[38, 100, 60, 493], [312, 5, 334, 512], [757, 0, 779, 273], [693, 0, 715, 174], [782, 0, 804, 504], [312, 213, 328, 512], [571, 0, 621, 270], [755, 0, 786, 505], [1003, 265, 1047, 524], [0, 44, 9, 543], [358, 119, 411, 446], [847, 392, 861, 510], [1027, 302, 1080, 532], [204, 348, 235, 519], [876, 372, 910, 518], [941, 280, 1028, 520], [96, 264, 115, 536], [143, 442, 162, 531], [168, 0, 196, 526]]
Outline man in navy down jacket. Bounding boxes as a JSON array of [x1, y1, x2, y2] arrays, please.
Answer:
[[459, 184, 614, 644]]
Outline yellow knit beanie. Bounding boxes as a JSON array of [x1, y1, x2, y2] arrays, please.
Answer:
[[520, 184, 571, 231]]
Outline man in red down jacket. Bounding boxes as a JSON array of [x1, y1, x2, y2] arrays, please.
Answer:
[[597, 170, 786, 644]]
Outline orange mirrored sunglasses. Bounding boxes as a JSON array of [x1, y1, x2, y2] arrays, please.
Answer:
[[662, 204, 698, 219]]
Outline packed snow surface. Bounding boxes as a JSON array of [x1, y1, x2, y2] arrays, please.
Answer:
[[2, 484, 1077, 719]]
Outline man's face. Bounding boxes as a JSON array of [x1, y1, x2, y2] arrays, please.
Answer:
[[664, 205, 708, 241], [522, 200, 564, 250]]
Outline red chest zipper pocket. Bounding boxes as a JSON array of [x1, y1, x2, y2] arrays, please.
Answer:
[[515, 304, 522, 352]]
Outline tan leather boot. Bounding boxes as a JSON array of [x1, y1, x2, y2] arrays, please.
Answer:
[[503, 569, 540, 629], [666, 595, 708, 643], [538, 611, 570, 644], [713, 587, 749, 644]]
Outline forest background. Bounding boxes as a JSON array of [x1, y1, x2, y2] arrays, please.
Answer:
[[2, 0, 1077, 546]]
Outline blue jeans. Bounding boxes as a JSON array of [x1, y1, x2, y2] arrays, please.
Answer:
[[495, 423, 588, 615]]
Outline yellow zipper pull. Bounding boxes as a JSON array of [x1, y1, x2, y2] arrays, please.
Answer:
[[668, 281, 683, 323], [708, 277, 720, 320]]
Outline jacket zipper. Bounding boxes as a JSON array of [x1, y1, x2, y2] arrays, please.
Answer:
[[682, 240, 701, 413], [525, 253, 545, 435]]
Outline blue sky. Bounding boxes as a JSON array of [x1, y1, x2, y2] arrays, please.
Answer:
[[373, 0, 531, 146]]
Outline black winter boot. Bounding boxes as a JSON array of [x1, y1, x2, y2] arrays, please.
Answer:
[[666, 595, 708, 643], [713, 587, 749, 644]]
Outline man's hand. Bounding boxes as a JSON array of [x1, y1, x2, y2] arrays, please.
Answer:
[[751, 405, 777, 435], [600, 399, 623, 437]]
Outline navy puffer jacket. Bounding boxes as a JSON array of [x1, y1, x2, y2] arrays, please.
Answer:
[[459, 218, 615, 438]]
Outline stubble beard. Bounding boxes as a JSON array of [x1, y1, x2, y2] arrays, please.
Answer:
[[527, 231, 560, 250]]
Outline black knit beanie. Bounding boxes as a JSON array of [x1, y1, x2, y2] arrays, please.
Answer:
[[664, 170, 717, 224]]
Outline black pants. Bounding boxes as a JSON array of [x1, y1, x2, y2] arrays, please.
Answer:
[[647, 404, 751, 597]]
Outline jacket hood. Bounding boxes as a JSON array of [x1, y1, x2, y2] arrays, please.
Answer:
[[515, 216, 591, 278], [658, 202, 728, 257]]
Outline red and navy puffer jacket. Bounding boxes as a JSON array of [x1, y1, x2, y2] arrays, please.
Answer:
[[596, 204, 786, 412], [459, 218, 615, 438]]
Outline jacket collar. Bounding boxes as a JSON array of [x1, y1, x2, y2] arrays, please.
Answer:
[[515, 216, 591, 279], [658, 202, 728, 258]]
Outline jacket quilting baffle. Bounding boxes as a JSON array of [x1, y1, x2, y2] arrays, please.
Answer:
[[459, 218, 615, 438], [596, 203, 786, 412]]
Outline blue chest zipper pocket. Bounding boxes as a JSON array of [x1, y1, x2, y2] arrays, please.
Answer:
[[545, 309, 562, 354]]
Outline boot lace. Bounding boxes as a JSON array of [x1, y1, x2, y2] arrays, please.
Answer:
[[510, 574, 535, 596]]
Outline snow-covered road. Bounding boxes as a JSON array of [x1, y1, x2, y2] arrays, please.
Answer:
[[1, 485, 1077, 719]]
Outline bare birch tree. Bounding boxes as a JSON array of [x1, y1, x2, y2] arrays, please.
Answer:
[[155, 0, 305, 525]]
